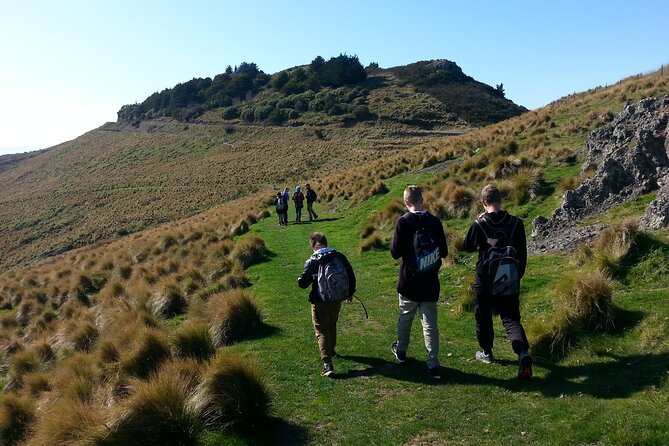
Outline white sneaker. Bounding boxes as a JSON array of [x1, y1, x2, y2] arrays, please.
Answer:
[[475, 350, 494, 364]]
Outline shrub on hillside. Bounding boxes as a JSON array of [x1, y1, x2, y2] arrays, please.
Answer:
[[172, 323, 216, 361], [512, 168, 545, 204], [207, 290, 262, 346], [191, 350, 270, 427], [0, 394, 35, 445]]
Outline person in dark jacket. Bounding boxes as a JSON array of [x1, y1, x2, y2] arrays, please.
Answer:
[[292, 185, 305, 223], [463, 184, 533, 379], [390, 185, 448, 380], [297, 232, 356, 377], [305, 183, 319, 221]]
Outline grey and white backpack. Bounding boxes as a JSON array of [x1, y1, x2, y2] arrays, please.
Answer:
[[317, 256, 350, 303]]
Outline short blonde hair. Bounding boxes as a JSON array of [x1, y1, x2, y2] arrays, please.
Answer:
[[403, 185, 423, 205], [480, 184, 502, 204]]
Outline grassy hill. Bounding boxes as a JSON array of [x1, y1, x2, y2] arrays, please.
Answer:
[[0, 68, 668, 445], [0, 59, 525, 271]]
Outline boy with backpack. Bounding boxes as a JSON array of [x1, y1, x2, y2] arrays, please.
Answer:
[[390, 185, 448, 380], [305, 183, 319, 221], [463, 184, 533, 379], [275, 191, 288, 225], [297, 232, 356, 377], [292, 185, 305, 223]]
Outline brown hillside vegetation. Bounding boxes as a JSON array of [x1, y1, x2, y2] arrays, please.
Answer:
[[0, 60, 527, 271], [0, 118, 457, 270]]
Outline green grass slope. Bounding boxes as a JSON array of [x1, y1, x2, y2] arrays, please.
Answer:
[[225, 171, 668, 445]]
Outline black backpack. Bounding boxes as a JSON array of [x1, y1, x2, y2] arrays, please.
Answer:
[[406, 213, 442, 275], [276, 198, 287, 212], [306, 188, 317, 202], [475, 217, 520, 296], [317, 256, 350, 303]]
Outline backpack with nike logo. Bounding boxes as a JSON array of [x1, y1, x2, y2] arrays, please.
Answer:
[[406, 213, 442, 276]]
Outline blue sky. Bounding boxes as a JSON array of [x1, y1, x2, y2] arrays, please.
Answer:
[[1, 0, 667, 155]]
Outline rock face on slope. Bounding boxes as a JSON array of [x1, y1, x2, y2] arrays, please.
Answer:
[[531, 96, 669, 253]]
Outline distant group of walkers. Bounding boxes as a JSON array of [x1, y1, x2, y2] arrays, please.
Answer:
[[297, 184, 533, 381], [275, 183, 318, 225]]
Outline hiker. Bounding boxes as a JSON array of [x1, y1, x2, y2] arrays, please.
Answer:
[[390, 185, 448, 380], [282, 187, 290, 215], [293, 185, 305, 223], [463, 184, 533, 379], [305, 183, 319, 221], [275, 191, 288, 225], [297, 232, 356, 377]]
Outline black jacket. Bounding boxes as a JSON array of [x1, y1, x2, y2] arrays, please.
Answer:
[[390, 211, 448, 302], [463, 210, 527, 284], [297, 248, 356, 304]]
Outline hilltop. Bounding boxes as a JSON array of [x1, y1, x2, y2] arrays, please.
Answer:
[[0, 57, 525, 270]]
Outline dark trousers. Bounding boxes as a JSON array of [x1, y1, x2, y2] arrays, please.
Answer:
[[472, 282, 529, 355], [311, 301, 342, 363]]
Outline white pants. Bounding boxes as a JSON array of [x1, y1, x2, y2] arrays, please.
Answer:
[[397, 294, 440, 369]]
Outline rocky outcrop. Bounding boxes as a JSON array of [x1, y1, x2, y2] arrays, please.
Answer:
[[531, 96, 669, 253]]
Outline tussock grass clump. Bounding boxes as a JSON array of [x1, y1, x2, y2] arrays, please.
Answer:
[[559, 175, 582, 193], [592, 220, 639, 273], [208, 290, 262, 346], [172, 323, 216, 361], [430, 180, 475, 219], [359, 232, 388, 253], [230, 234, 268, 268], [28, 398, 105, 446], [534, 269, 614, 356], [511, 168, 545, 204], [0, 394, 35, 445], [69, 321, 99, 351], [121, 329, 172, 379], [148, 282, 187, 319], [22, 371, 52, 396], [103, 371, 199, 446], [192, 350, 270, 427]]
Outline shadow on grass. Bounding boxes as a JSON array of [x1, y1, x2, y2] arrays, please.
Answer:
[[335, 352, 669, 399], [289, 217, 341, 224], [204, 416, 308, 446], [240, 322, 281, 343]]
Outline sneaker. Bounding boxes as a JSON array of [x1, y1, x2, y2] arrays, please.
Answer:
[[518, 353, 533, 380], [427, 366, 441, 380], [391, 340, 406, 364], [321, 362, 334, 377], [475, 350, 494, 364]]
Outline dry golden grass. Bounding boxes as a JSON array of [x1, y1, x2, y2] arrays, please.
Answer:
[[206, 290, 262, 347], [0, 393, 35, 445]]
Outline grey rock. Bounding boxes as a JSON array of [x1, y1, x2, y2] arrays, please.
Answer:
[[531, 96, 669, 253]]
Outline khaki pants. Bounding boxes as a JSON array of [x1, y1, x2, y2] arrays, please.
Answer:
[[397, 294, 440, 369], [311, 301, 342, 363]]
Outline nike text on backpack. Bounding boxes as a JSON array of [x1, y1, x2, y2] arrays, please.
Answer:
[[475, 218, 520, 296], [408, 215, 441, 275], [317, 257, 350, 303]]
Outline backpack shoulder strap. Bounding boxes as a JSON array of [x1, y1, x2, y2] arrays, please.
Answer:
[[474, 218, 493, 240]]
